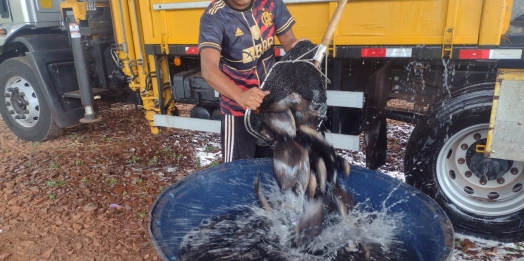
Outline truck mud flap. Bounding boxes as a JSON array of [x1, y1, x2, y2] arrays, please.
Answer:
[[364, 61, 393, 170], [25, 50, 85, 128]]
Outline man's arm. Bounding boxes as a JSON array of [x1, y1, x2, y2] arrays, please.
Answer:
[[278, 29, 306, 52], [200, 48, 268, 111]]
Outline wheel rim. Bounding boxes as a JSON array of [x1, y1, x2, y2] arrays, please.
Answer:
[[3, 76, 40, 128], [437, 124, 524, 216]]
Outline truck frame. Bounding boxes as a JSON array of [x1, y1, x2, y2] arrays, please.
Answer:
[[1, 0, 524, 242]]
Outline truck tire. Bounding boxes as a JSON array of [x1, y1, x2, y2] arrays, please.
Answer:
[[404, 82, 524, 242], [0, 57, 62, 141]]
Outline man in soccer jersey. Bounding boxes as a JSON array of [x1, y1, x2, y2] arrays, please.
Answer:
[[199, 0, 303, 162]]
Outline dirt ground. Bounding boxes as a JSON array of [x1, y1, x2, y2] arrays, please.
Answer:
[[0, 104, 219, 261]]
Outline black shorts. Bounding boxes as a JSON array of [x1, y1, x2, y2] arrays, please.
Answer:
[[221, 114, 273, 162]]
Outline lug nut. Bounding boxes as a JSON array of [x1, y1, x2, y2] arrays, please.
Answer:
[[20, 115, 26, 119], [480, 177, 488, 185], [6, 101, 11, 106], [23, 109, 29, 114], [497, 178, 505, 184], [474, 133, 481, 140], [5, 93, 10, 97], [13, 87, 18, 92], [9, 110, 14, 114], [14, 115, 21, 119], [449, 170, 456, 179], [458, 158, 466, 164], [511, 168, 519, 175], [25, 101, 29, 105], [7, 87, 13, 92], [464, 186, 474, 194], [20, 92, 25, 97], [465, 171, 472, 178], [461, 143, 469, 150]]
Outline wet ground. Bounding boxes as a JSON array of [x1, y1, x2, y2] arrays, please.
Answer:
[[0, 101, 523, 260]]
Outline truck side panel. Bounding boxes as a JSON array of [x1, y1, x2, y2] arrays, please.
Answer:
[[142, 0, 500, 46]]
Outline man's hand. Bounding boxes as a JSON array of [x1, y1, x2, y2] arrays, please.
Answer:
[[238, 88, 270, 111]]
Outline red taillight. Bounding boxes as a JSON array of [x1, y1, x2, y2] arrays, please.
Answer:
[[459, 49, 490, 59], [361, 48, 386, 57], [185, 47, 199, 55]]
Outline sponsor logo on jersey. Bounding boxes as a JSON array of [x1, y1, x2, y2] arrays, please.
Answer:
[[235, 28, 244, 37], [242, 37, 274, 63]]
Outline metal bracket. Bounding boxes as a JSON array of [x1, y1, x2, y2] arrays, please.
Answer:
[[161, 32, 169, 55], [442, 0, 458, 59], [442, 27, 454, 59]]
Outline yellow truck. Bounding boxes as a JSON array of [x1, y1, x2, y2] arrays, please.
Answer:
[[1, 0, 524, 242]]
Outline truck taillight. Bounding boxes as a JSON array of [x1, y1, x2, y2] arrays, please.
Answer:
[[459, 49, 522, 60], [185, 47, 199, 55], [0, 28, 6, 35], [361, 48, 386, 57], [458, 49, 490, 59], [361, 48, 412, 58]]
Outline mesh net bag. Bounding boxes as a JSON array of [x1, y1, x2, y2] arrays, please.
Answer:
[[245, 40, 330, 146]]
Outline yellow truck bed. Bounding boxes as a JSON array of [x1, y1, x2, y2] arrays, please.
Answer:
[[139, 0, 514, 47]]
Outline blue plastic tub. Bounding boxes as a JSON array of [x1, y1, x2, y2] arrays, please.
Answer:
[[149, 158, 454, 261]]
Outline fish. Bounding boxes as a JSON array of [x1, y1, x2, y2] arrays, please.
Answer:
[[295, 197, 324, 248], [293, 99, 328, 126], [254, 174, 272, 213], [273, 138, 309, 191], [265, 109, 296, 138], [315, 157, 327, 193], [266, 92, 302, 112], [307, 171, 318, 200], [331, 182, 355, 218]]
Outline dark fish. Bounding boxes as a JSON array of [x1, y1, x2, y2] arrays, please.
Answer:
[[297, 125, 338, 182], [265, 109, 296, 138], [259, 126, 276, 143], [254, 174, 272, 213], [266, 92, 302, 112], [315, 157, 327, 193], [295, 197, 324, 247], [293, 99, 328, 126], [299, 126, 352, 181], [307, 171, 317, 200], [336, 155, 351, 177], [273, 138, 309, 191], [331, 183, 355, 218]]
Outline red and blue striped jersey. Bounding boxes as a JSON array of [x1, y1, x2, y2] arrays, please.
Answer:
[[198, 0, 295, 116]]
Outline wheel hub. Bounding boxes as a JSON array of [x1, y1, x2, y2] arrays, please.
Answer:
[[466, 139, 512, 181], [3, 76, 40, 127]]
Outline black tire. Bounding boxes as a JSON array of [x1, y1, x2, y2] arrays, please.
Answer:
[[189, 105, 211, 119], [0, 57, 62, 141], [211, 109, 221, 121], [405, 82, 524, 242]]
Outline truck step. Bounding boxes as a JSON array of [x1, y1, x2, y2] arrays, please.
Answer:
[[63, 88, 111, 99]]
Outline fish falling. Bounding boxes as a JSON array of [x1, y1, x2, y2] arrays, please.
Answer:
[[245, 40, 356, 250], [254, 90, 355, 250]]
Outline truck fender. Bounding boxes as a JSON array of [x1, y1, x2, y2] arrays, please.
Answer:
[[7, 34, 85, 128]]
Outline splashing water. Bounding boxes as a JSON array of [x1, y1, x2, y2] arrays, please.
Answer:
[[178, 173, 406, 261], [441, 59, 452, 98]]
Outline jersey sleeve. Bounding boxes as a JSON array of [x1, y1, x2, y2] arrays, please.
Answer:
[[273, 0, 295, 36], [198, 11, 224, 53]]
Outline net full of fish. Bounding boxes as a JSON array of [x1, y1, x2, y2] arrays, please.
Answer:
[[178, 41, 405, 260]]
